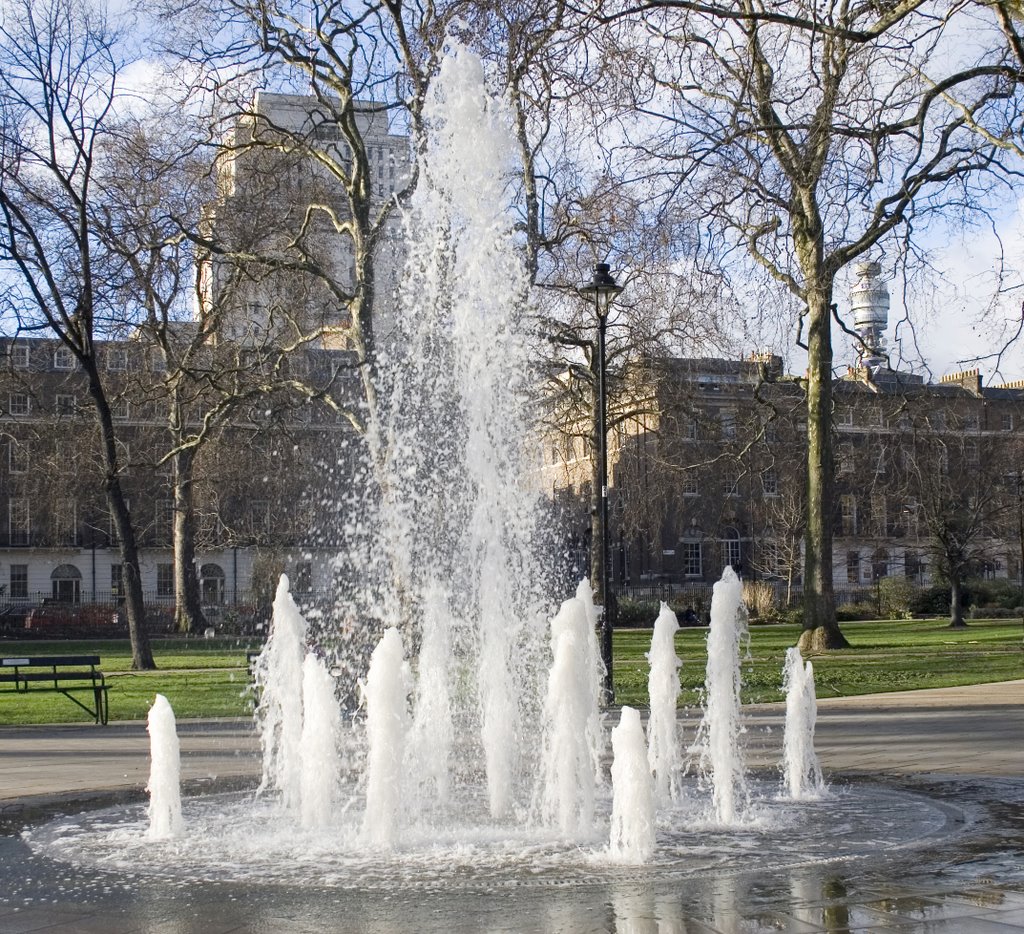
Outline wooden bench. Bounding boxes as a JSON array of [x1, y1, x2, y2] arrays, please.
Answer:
[[0, 656, 109, 724]]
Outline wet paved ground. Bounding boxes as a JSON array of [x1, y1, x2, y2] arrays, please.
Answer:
[[1, 680, 1022, 932]]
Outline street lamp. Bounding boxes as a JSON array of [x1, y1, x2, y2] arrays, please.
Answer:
[[580, 262, 623, 705]]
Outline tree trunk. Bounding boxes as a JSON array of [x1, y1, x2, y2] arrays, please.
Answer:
[[799, 286, 849, 651], [173, 448, 206, 634], [949, 576, 967, 628], [88, 373, 155, 670]]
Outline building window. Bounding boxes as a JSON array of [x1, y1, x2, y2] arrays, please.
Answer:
[[8, 393, 30, 417], [8, 497, 30, 545], [724, 467, 741, 497], [8, 343, 30, 368], [872, 548, 889, 580], [54, 499, 78, 546], [1002, 412, 1014, 432], [51, 563, 82, 603], [867, 407, 883, 428], [111, 398, 130, 420], [965, 439, 979, 466], [836, 407, 853, 427], [111, 564, 124, 597], [155, 499, 174, 543], [840, 494, 857, 536], [9, 564, 28, 600], [685, 417, 698, 441], [846, 550, 861, 584], [252, 500, 271, 538], [156, 563, 174, 597], [871, 494, 887, 536], [905, 552, 923, 581], [720, 410, 736, 439], [682, 472, 699, 497], [931, 411, 946, 431], [149, 351, 167, 373], [106, 348, 128, 371], [723, 530, 741, 571], [201, 563, 226, 605], [761, 469, 778, 496], [8, 441, 28, 474], [682, 542, 702, 577], [55, 394, 77, 416], [53, 346, 75, 369]]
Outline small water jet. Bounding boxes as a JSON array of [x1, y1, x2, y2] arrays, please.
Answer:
[[539, 596, 602, 836], [146, 694, 183, 841], [299, 652, 345, 829], [646, 602, 682, 804], [782, 647, 825, 800], [695, 567, 749, 825], [360, 626, 410, 849], [608, 706, 655, 863]]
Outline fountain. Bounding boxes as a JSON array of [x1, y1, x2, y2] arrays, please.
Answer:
[[782, 646, 826, 800], [145, 694, 183, 840], [12, 43, 1008, 933], [694, 567, 750, 825]]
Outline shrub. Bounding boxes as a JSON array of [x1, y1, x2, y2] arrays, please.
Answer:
[[835, 602, 879, 622], [742, 580, 781, 624], [877, 577, 916, 619]]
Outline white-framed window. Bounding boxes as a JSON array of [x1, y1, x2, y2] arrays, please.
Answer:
[[867, 407, 883, 428], [9, 564, 28, 600], [762, 469, 778, 496], [8, 497, 30, 545], [837, 442, 854, 476], [682, 472, 699, 497], [106, 348, 128, 371], [840, 494, 857, 536], [9, 343, 30, 368], [965, 439, 979, 466], [682, 541, 702, 577], [8, 393, 30, 417], [720, 410, 736, 439], [156, 563, 174, 597], [111, 398, 130, 420], [8, 441, 28, 474], [871, 494, 888, 536], [55, 393, 77, 416], [53, 346, 75, 369], [155, 499, 174, 542], [723, 531, 741, 570], [54, 499, 78, 546], [846, 550, 861, 583], [111, 563, 124, 597], [835, 407, 853, 427], [724, 467, 741, 497], [1002, 412, 1014, 432], [149, 351, 167, 373], [252, 500, 271, 537]]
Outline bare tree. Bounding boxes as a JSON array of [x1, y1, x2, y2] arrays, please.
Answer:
[[586, 0, 1021, 648], [0, 0, 156, 667]]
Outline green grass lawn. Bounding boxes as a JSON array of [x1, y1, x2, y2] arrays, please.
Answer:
[[1, 619, 1022, 724], [0, 637, 261, 724], [614, 618, 1024, 707]]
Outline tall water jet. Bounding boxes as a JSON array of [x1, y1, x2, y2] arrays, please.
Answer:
[[695, 567, 749, 825], [647, 603, 682, 804], [364, 42, 550, 820], [299, 653, 344, 829], [146, 694, 183, 840], [540, 597, 601, 836], [608, 706, 655, 864], [782, 647, 825, 800], [254, 575, 307, 812], [361, 627, 410, 848], [407, 584, 454, 810]]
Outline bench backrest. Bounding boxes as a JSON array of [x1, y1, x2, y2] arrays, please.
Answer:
[[1, 655, 102, 668]]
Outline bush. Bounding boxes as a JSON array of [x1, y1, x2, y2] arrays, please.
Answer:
[[909, 585, 952, 616], [964, 578, 1024, 610], [877, 577, 916, 619], [968, 605, 1024, 620], [742, 580, 781, 623]]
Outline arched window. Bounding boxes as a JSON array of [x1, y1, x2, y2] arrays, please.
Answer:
[[200, 563, 225, 605], [51, 563, 82, 603]]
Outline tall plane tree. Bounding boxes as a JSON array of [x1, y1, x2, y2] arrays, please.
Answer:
[[0, 0, 156, 667], [596, 0, 1020, 648]]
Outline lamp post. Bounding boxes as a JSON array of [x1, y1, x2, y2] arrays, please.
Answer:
[[580, 262, 623, 705]]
